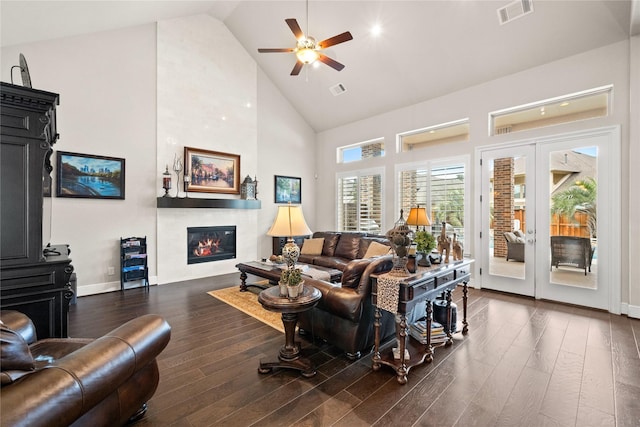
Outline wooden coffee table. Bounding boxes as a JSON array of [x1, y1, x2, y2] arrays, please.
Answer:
[[257, 284, 321, 377], [236, 261, 341, 292]]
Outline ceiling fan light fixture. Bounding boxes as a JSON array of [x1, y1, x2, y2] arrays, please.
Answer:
[[296, 47, 319, 64]]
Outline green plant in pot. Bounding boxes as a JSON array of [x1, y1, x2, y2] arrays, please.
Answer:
[[280, 267, 303, 299], [414, 230, 436, 266]]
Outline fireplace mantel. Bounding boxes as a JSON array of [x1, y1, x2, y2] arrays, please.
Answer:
[[157, 197, 261, 209]]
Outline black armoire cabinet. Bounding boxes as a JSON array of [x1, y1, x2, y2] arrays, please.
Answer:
[[1, 82, 74, 338]]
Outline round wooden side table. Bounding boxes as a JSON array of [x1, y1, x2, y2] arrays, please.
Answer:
[[257, 284, 321, 377]]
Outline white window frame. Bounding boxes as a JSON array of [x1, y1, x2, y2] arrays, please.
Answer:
[[336, 137, 385, 164], [395, 155, 470, 249], [396, 118, 469, 153], [488, 85, 613, 136], [336, 167, 385, 233]]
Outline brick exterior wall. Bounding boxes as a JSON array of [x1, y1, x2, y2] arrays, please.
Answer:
[[494, 158, 514, 258]]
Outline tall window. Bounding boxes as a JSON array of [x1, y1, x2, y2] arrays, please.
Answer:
[[337, 169, 384, 234], [398, 160, 467, 244]]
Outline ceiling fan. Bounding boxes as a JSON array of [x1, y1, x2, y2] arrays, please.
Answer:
[[258, 17, 353, 76]]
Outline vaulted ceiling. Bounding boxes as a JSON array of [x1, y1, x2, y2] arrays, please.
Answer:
[[1, 1, 637, 131]]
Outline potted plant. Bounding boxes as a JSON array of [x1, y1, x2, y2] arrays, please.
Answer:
[[280, 267, 303, 299], [414, 230, 436, 266]]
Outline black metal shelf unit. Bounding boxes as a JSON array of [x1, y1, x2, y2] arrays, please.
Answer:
[[120, 236, 148, 291]]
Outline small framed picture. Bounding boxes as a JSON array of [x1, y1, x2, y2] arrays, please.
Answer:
[[56, 151, 125, 199], [274, 175, 301, 204], [184, 147, 241, 194]]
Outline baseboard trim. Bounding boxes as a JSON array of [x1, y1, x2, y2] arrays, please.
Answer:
[[77, 277, 157, 297], [627, 303, 640, 319]]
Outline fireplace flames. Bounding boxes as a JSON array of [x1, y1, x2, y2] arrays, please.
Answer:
[[193, 238, 221, 257]]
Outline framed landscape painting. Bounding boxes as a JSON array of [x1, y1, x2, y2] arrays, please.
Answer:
[[185, 147, 240, 194], [56, 151, 125, 199], [274, 175, 301, 204]]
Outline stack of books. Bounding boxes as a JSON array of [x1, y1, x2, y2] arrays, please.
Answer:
[[409, 320, 448, 345]]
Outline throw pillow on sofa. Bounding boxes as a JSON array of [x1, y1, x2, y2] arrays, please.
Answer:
[[301, 238, 324, 255], [364, 241, 391, 258]]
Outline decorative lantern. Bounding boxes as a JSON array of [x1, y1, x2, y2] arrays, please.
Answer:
[[162, 165, 171, 197], [240, 175, 257, 200], [385, 209, 414, 276]]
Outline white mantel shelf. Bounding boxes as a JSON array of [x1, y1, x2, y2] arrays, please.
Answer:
[[156, 197, 261, 209]]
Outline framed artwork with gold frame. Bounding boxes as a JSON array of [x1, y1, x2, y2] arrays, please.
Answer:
[[184, 147, 240, 194]]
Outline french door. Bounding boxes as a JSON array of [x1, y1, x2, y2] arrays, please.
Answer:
[[478, 127, 620, 312]]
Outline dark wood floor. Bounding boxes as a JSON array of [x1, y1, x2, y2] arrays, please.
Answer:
[[69, 274, 640, 427]]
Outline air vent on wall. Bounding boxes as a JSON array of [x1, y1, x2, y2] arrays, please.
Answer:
[[497, 0, 533, 25], [329, 83, 347, 96]]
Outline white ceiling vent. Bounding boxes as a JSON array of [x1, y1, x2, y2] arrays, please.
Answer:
[[497, 0, 533, 25], [329, 83, 347, 97]]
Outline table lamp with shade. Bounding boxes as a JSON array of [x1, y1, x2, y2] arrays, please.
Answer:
[[267, 203, 312, 268], [406, 205, 433, 266]]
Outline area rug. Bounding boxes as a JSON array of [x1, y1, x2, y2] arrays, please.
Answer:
[[207, 284, 284, 333]]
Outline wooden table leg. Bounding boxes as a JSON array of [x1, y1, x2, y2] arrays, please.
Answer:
[[372, 307, 382, 371], [425, 300, 434, 363], [239, 271, 248, 292], [462, 282, 469, 334], [258, 312, 316, 378], [396, 313, 408, 384], [445, 289, 454, 346]]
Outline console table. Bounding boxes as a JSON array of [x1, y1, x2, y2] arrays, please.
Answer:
[[371, 259, 473, 384]]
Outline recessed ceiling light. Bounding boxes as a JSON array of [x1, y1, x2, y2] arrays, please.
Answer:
[[560, 102, 570, 107], [371, 24, 382, 37]]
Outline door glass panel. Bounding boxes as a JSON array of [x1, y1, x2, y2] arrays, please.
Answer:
[[489, 156, 526, 279], [549, 147, 598, 288]]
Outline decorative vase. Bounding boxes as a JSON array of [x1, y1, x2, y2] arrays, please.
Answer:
[[278, 281, 288, 297], [386, 210, 414, 277], [417, 252, 431, 267], [287, 282, 303, 299]]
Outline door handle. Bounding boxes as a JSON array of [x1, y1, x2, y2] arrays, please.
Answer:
[[527, 239, 535, 244]]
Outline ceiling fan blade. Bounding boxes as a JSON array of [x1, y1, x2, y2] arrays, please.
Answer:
[[285, 18, 304, 40], [290, 61, 304, 76], [318, 54, 345, 71], [258, 48, 295, 53], [318, 31, 353, 49]]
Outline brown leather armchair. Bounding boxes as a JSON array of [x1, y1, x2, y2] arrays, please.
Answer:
[[0, 310, 171, 427], [298, 255, 397, 359]]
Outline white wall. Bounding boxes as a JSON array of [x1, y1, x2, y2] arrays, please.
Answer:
[[256, 68, 316, 259], [316, 40, 635, 312], [1, 14, 316, 294], [1, 25, 158, 295], [156, 15, 258, 284]]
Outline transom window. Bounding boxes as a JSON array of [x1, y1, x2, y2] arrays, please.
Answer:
[[398, 119, 469, 152], [489, 85, 612, 136], [337, 138, 385, 164]]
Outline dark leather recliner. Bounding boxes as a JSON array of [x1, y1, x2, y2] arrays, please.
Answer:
[[0, 310, 171, 427], [298, 255, 397, 359]]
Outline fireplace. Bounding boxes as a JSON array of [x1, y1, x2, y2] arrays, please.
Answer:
[[187, 226, 236, 265]]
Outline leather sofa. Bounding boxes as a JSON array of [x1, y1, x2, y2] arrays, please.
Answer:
[[297, 231, 391, 271], [0, 310, 171, 427], [296, 232, 397, 359]]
